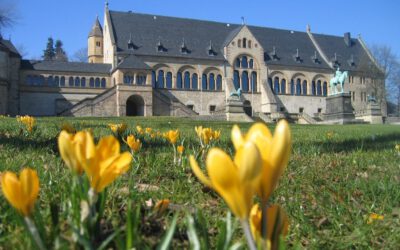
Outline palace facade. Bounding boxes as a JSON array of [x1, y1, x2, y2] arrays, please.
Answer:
[[0, 5, 386, 122]]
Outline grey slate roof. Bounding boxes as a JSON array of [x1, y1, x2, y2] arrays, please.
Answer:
[[0, 38, 20, 57], [21, 60, 111, 74], [89, 17, 103, 37], [108, 10, 375, 71], [116, 54, 151, 70]]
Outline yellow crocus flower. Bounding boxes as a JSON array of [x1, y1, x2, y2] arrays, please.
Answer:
[[58, 130, 88, 174], [126, 135, 141, 153], [177, 145, 184, 154], [164, 130, 179, 145], [61, 122, 76, 134], [136, 126, 144, 134], [190, 141, 262, 219], [108, 123, 127, 134], [232, 120, 291, 203], [1, 168, 39, 216], [145, 127, 152, 134], [17, 115, 36, 133], [249, 204, 289, 250], [213, 130, 221, 140]]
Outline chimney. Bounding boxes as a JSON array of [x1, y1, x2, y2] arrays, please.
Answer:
[[344, 32, 351, 47]]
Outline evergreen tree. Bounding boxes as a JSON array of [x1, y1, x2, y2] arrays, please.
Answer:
[[43, 37, 55, 60], [54, 39, 68, 62]]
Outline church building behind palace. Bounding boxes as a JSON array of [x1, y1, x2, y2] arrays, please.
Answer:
[[0, 4, 387, 123]]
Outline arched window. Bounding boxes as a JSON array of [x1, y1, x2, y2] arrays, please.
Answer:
[[234, 70, 240, 90], [274, 77, 280, 94], [249, 59, 254, 69], [39, 76, 45, 85], [177, 72, 183, 89], [302, 80, 307, 95], [69, 77, 74, 87], [248, 40, 252, 48], [151, 71, 156, 88], [312, 81, 316, 95], [323, 81, 327, 96], [166, 72, 173, 88], [216, 74, 222, 91], [60, 76, 65, 86], [209, 73, 215, 90], [235, 58, 241, 68], [124, 75, 133, 85], [81, 77, 86, 87], [251, 72, 257, 92], [89, 77, 94, 87], [136, 75, 146, 85], [157, 70, 165, 88], [296, 78, 301, 95], [317, 80, 322, 96], [281, 79, 286, 94], [202, 74, 208, 90], [268, 77, 273, 91], [95, 78, 100, 88], [26, 75, 32, 85], [242, 71, 249, 92], [238, 39, 242, 48], [54, 76, 60, 86], [101, 78, 106, 88], [192, 73, 198, 90], [290, 79, 294, 95], [75, 77, 80, 87], [47, 76, 53, 86], [184, 72, 191, 89], [243, 38, 247, 48], [241, 56, 248, 68]]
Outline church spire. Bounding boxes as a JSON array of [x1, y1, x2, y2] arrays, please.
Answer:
[[88, 16, 103, 38]]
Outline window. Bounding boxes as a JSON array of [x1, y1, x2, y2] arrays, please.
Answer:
[[54, 76, 60, 86], [241, 71, 249, 92], [249, 59, 254, 69], [296, 79, 301, 95], [235, 58, 241, 68], [323, 82, 327, 96], [47, 76, 54, 86], [268, 77, 273, 91], [96, 41, 101, 47], [238, 39, 242, 48], [69, 77, 74, 87], [318, 108, 322, 113], [299, 107, 304, 113], [184, 72, 191, 89], [317, 80, 322, 96], [248, 40, 252, 48], [60, 76, 65, 86], [81, 77, 86, 87], [302, 80, 307, 95], [290, 79, 294, 95], [216, 74, 222, 91], [234, 71, 240, 90], [274, 77, 280, 94], [166, 72, 172, 88], [124, 75, 134, 85], [241, 56, 248, 68], [280, 79, 286, 94], [39, 76, 45, 85], [177, 72, 183, 89], [202, 74, 207, 90], [75, 77, 80, 87], [151, 71, 156, 88], [89, 77, 94, 87], [95, 78, 100, 88], [209, 73, 215, 90], [136, 75, 146, 85], [157, 70, 165, 88], [209, 105, 216, 113], [312, 81, 316, 95], [187, 104, 194, 110], [101, 78, 106, 88], [192, 73, 198, 90], [251, 72, 257, 92], [243, 38, 247, 48]]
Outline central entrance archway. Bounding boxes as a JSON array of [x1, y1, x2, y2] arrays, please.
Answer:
[[126, 95, 145, 116], [243, 100, 252, 117]]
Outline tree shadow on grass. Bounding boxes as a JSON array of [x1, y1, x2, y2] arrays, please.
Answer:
[[316, 132, 400, 153], [0, 135, 58, 153]]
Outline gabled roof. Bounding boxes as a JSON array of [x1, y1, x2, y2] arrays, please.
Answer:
[[21, 60, 111, 74], [116, 54, 150, 70], [0, 38, 20, 57]]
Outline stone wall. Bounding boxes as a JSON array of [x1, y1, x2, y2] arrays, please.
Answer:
[[276, 94, 326, 116]]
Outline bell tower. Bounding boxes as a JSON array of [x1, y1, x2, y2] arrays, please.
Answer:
[[88, 16, 104, 63]]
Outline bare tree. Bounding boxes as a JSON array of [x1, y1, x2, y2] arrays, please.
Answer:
[[0, 2, 17, 36], [72, 47, 87, 62]]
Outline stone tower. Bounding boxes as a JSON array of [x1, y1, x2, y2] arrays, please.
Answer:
[[88, 16, 104, 63]]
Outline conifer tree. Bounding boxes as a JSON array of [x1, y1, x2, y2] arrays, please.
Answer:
[[43, 37, 55, 60], [54, 39, 68, 62]]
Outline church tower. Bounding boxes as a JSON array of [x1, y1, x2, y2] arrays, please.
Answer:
[[88, 16, 104, 63]]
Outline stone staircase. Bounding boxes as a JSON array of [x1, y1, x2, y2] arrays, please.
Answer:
[[153, 89, 199, 117], [58, 86, 117, 116], [298, 112, 318, 124]]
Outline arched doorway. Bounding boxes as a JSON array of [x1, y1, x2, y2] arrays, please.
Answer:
[[243, 100, 252, 117], [126, 95, 145, 116]]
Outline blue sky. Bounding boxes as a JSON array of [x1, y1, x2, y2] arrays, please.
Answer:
[[3, 0, 400, 60]]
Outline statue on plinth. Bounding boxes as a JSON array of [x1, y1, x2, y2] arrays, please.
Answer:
[[229, 87, 242, 100], [329, 67, 348, 95]]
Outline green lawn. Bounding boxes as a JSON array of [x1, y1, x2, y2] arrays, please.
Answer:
[[0, 117, 399, 249]]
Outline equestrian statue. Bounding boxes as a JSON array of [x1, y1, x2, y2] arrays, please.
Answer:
[[329, 68, 348, 95]]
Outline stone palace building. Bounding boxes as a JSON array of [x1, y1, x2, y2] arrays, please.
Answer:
[[0, 4, 386, 123]]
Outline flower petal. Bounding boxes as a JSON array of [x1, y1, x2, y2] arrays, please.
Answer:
[[234, 141, 262, 184], [231, 125, 244, 150], [1, 172, 23, 214], [20, 168, 39, 216], [189, 155, 212, 187]]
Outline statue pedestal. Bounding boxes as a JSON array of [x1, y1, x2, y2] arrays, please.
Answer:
[[357, 103, 383, 124], [323, 93, 358, 124], [225, 97, 253, 122]]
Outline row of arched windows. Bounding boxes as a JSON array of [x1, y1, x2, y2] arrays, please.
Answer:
[[25, 75, 106, 88], [235, 56, 254, 69], [233, 70, 257, 92], [123, 74, 147, 85], [238, 38, 252, 49], [151, 70, 223, 91], [268, 77, 327, 96]]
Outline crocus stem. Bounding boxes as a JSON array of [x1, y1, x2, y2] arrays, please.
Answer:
[[261, 202, 269, 249], [24, 217, 46, 250], [241, 219, 257, 250]]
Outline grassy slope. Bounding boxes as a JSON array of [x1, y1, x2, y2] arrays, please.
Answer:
[[0, 117, 399, 249]]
